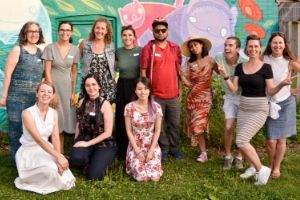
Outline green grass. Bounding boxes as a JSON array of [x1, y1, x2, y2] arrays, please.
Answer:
[[0, 140, 300, 199]]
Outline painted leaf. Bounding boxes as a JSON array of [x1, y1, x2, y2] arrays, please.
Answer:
[[245, 23, 266, 38], [72, 28, 81, 38], [56, 0, 75, 12], [263, 20, 274, 27], [107, 6, 116, 15], [238, 0, 262, 21], [81, 0, 104, 11], [44, 6, 57, 16]]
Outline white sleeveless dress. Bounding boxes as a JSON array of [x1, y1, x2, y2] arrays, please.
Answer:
[[14, 104, 75, 194]]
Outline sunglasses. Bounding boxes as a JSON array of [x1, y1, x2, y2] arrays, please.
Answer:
[[154, 28, 167, 34]]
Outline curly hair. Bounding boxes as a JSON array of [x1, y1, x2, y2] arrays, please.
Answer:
[[89, 18, 113, 44], [18, 21, 45, 45]]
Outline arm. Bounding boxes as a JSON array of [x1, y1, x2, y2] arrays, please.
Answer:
[[73, 100, 113, 147], [70, 63, 78, 105], [0, 46, 20, 106], [140, 68, 147, 77], [146, 111, 162, 162], [44, 60, 53, 83], [22, 110, 69, 173], [218, 64, 239, 93], [266, 78, 291, 96], [125, 113, 145, 162]]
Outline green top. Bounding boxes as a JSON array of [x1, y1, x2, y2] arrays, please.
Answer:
[[115, 46, 141, 79], [215, 52, 248, 95]]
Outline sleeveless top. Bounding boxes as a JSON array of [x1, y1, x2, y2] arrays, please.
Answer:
[[20, 104, 55, 146], [8, 46, 44, 103], [76, 97, 115, 147]]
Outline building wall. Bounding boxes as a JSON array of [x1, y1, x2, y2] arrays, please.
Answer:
[[0, 0, 278, 131]]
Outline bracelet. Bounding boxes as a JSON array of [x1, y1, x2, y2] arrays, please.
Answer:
[[223, 76, 229, 80]]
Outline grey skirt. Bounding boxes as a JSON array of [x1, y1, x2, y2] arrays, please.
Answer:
[[236, 96, 269, 147], [266, 96, 296, 139]]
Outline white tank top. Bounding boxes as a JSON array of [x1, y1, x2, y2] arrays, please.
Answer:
[[264, 55, 290, 102]]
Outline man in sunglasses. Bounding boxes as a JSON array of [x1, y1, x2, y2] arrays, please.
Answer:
[[140, 18, 183, 161]]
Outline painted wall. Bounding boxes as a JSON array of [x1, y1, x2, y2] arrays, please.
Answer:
[[0, 0, 278, 131]]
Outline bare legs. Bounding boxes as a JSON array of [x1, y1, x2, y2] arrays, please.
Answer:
[[266, 139, 286, 177], [199, 134, 206, 152], [224, 118, 242, 158], [239, 144, 262, 171]]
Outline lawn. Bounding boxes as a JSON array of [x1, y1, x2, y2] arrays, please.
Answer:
[[0, 135, 299, 200]]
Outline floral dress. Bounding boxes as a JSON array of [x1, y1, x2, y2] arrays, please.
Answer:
[[184, 60, 213, 147], [124, 101, 163, 181], [89, 53, 117, 102]]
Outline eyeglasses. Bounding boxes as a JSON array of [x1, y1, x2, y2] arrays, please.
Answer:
[[27, 30, 40, 34], [59, 29, 72, 32], [154, 28, 167, 34]]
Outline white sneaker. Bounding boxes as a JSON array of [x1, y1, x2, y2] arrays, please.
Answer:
[[196, 152, 208, 163], [240, 167, 256, 179], [255, 166, 271, 185]]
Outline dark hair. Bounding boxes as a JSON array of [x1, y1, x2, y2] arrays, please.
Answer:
[[188, 40, 209, 63], [226, 36, 241, 48], [58, 21, 73, 43], [263, 32, 296, 61], [89, 18, 113, 44], [121, 25, 136, 36], [80, 74, 102, 99], [244, 34, 261, 56], [132, 77, 157, 121], [18, 21, 45, 45]]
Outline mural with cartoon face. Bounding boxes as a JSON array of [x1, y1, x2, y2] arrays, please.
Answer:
[[167, 0, 237, 56]]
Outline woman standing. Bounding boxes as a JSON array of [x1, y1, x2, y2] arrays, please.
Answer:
[[115, 25, 141, 160], [219, 34, 291, 185], [125, 77, 163, 182], [180, 35, 218, 162], [70, 74, 116, 180], [42, 21, 79, 154], [79, 18, 116, 103], [0, 21, 45, 164], [263, 32, 300, 178], [15, 81, 75, 194]]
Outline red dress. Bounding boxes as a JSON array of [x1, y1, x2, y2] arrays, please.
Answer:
[[184, 61, 213, 147]]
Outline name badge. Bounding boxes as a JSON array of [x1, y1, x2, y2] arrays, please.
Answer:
[[68, 55, 74, 59], [89, 112, 95, 116], [192, 64, 198, 68], [154, 53, 161, 57], [133, 53, 139, 56], [37, 59, 42, 62]]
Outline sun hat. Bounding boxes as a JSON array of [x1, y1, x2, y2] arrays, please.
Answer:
[[152, 17, 168, 29], [181, 35, 212, 57]]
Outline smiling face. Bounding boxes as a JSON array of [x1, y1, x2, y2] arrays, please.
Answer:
[[58, 23, 72, 42], [94, 21, 108, 41], [85, 77, 100, 99], [224, 38, 239, 60], [26, 24, 40, 45], [270, 35, 285, 57], [122, 29, 135, 48], [246, 39, 261, 58], [36, 83, 54, 104], [135, 82, 150, 101]]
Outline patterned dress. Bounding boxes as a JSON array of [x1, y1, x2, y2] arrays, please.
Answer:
[[184, 60, 213, 147], [124, 101, 163, 181], [89, 53, 117, 103]]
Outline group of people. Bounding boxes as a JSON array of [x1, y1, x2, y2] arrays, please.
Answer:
[[1, 16, 299, 194]]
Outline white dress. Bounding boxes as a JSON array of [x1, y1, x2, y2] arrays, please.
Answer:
[[14, 104, 75, 194]]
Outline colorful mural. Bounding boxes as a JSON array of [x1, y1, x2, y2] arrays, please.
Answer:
[[0, 0, 278, 132]]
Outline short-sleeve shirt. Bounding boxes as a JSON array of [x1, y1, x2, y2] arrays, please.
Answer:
[[140, 40, 182, 99], [235, 63, 273, 97]]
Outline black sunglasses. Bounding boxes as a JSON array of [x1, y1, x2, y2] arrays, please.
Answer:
[[154, 28, 167, 34]]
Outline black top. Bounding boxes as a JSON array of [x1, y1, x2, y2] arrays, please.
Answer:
[[235, 63, 273, 97]]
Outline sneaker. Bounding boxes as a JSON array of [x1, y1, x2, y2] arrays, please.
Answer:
[[170, 150, 183, 160], [197, 152, 208, 163], [162, 151, 168, 162], [234, 157, 244, 169], [255, 166, 271, 185], [223, 157, 234, 170], [240, 167, 256, 179]]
